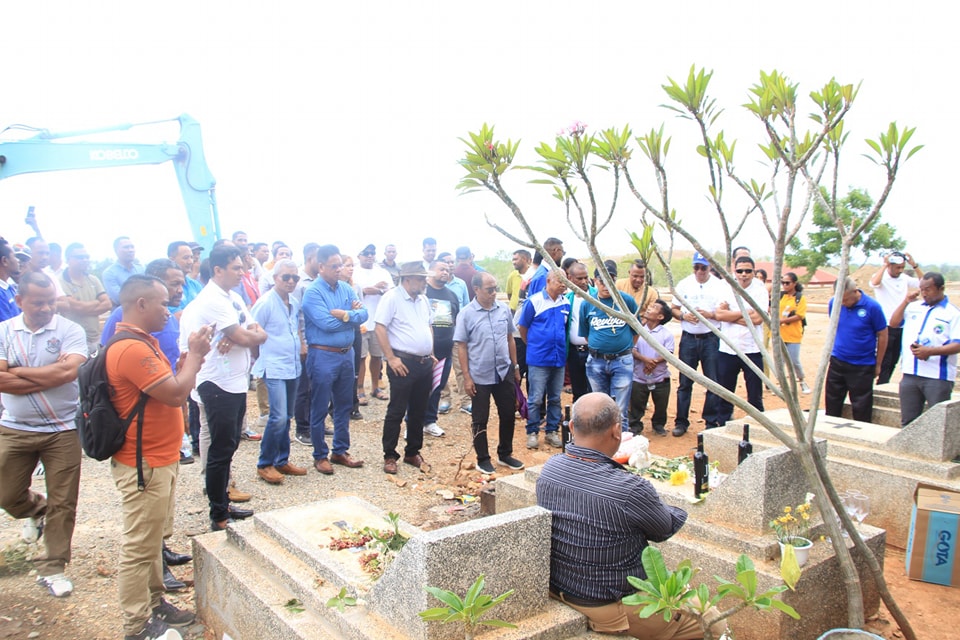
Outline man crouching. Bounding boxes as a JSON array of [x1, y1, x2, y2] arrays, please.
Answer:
[[536, 392, 723, 639]]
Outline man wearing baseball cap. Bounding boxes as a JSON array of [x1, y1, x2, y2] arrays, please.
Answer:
[[671, 252, 725, 436], [870, 250, 923, 385]]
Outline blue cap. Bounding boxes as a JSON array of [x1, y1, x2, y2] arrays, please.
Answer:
[[692, 252, 709, 266]]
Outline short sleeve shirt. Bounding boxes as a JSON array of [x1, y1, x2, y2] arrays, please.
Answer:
[[59, 272, 106, 346], [106, 324, 182, 467], [454, 299, 515, 385], [179, 282, 254, 394], [829, 292, 887, 366], [718, 279, 769, 355], [0, 314, 88, 432], [673, 274, 725, 335], [900, 296, 960, 381], [779, 294, 807, 344], [250, 289, 302, 380], [375, 286, 433, 356], [873, 269, 919, 323]]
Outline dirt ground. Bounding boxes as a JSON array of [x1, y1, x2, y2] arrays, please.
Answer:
[[1, 293, 957, 640]]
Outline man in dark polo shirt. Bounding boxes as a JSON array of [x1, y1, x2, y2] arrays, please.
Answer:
[[536, 393, 723, 639], [422, 260, 460, 437]]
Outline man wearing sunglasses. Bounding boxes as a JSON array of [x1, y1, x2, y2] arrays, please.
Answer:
[[714, 256, 769, 424], [670, 252, 725, 436]]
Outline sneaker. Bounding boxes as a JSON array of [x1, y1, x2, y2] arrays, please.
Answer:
[[178, 451, 194, 465], [295, 432, 312, 447], [152, 598, 196, 626], [37, 573, 72, 597], [423, 422, 445, 437], [33, 461, 45, 478], [438, 401, 451, 414], [21, 514, 44, 543], [475, 459, 495, 474], [801, 381, 812, 394], [526, 433, 539, 449], [460, 405, 472, 415], [350, 410, 363, 421], [256, 414, 269, 427], [544, 432, 563, 448], [498, 456, 525, 470], [240, 428, 262, 441], [124, 615, 184, 640]]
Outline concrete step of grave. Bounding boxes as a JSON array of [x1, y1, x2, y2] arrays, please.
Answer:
[[841, 402, 900, 427]]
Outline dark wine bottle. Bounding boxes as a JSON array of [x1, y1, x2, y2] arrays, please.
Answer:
[[694, 433, 709, 498], [561, 405, 572, 450], [738, 424, 753, 465]]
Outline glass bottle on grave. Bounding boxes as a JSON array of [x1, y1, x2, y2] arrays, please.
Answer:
[[694, 433, 709, 498], [561, 405, 572, 451], [737, 424, 753, 465]]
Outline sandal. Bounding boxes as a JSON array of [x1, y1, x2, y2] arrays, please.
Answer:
[[357, 392, 369, 406], [372, 389, 389, 401]]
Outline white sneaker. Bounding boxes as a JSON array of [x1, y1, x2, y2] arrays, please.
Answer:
[[257, 414, 269, 427], [526, 433, 539, 449], [801, 381, 812, 394], [544, 432, 563, 448], [37, 573, 73, 597], [21, 515, 44, 543], [424, 422, 445, 437]]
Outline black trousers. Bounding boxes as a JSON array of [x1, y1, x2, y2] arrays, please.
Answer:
[[382, 355, 433, 460], [198, 381, 246, 523], [629, 379, 671, 433], [877, 326, 902, 385], [566, 344, 591, 401], [825, 356, 874, 422], [472, 377, 517, 462]]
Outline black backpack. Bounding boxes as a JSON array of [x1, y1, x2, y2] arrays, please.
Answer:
[[76, 331, 155, 491]]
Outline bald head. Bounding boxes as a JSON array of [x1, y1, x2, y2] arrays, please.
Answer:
[[572, 393, 621, 437]]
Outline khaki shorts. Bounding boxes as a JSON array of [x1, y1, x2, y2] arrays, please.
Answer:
[[360, 331, 384, 359], [551, 591, 723, 640]]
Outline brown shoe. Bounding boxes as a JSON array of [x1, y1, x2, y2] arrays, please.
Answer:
[[330, 453, 364, 468], [403, 454, 430, 472], [313, 458, 334, 475], [276, 462, 308, 476], [227, 486, 252, 502], [256, 466, 284, 485], [383, 458, 398, 474]]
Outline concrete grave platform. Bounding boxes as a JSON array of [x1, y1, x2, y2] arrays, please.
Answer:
[[705, 411, 960, 548], [843, 383, 960, 430], [194, 496, 602, 640]]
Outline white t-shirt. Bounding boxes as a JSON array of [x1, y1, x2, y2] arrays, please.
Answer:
[[673, 273, 725, 335], [901, 297, 960, 381], [718, 278, 769, 355], [353, 264, 395, 331], [873, 269, 920, 324], [180, 282, 254, 394]]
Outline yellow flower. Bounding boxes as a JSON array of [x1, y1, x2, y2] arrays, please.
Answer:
[[784, 506, 792, 514], [801, 513, 810, 521], [669, 469, 691, 486]]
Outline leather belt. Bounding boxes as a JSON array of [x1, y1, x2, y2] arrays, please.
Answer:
[[393, 350, 433, 364], [682, 331, 713, 339], [549, 590, 617, 608], [588, 347, 632, 361], [310, 344, 351, 353]]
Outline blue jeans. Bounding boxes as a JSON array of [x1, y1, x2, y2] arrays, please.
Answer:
[[422, 354, 453, 425], [586, 354, 634, 431], [675, 332, 722, 429], [307, 348, 355, 459], [258, 377, 298, 468], [526, 365, 564, 434]]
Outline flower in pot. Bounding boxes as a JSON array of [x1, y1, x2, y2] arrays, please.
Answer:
[[770, 493, 815, 579]]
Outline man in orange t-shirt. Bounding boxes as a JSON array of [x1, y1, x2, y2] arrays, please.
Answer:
[[106, 275, 212, 640]]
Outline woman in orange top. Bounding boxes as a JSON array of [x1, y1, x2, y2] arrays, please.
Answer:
[[779, 272, 810, 394]]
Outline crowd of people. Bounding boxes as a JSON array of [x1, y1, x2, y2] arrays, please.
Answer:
[[1, 220, 958, 640]]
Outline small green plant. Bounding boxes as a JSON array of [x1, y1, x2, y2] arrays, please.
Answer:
[[369, 512, 409, 554], [0, 543, 33, 577], [419, 574, 516, 640], [325, 587, 357, 613], [623, 547, 799, 640]]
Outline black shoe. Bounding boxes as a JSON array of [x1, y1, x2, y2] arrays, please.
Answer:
[[162, 560, 186, 592], [671, 426, 688, 437], [210, 517, 235, 532], [153, 597, 195, 626], [294, 432, 312, 447], [653, 427, 667, 436], [325, 427, 335, 436], [350, 410, 363, 421], [227, 507, 254, 520], [178, 452, 194, 465], [124, 615, 182, 640], [162, 543, 192, 566]]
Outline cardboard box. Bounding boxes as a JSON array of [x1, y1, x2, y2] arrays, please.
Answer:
[[906, 483, 960, 587]]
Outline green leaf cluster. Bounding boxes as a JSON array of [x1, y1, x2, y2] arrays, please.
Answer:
[[456, 123, 520, 193], [419, 574, 517, 637], [325, 587, 357, 613]]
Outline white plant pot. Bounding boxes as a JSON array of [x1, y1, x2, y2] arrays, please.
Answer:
[[779, 536, 813, 567]]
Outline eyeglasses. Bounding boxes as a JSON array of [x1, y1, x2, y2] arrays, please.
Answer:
[[735, 269, 753, 274], [693, 264, 709, 271], [280, 274, 301, 283], [781, 280, 792, 286], [481, 286, 498, 293]]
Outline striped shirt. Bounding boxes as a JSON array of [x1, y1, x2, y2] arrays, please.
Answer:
[[536, 443, 687, 602]]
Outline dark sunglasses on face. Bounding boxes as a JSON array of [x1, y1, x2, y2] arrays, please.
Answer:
[[482, 286, 498, 293], [781, 280, 792, 286], [736, 269, 753, 274], [693, 264, 709, 271], [280, 274, 301, 283]]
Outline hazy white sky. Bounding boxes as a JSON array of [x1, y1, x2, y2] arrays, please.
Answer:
[[1, 1, 952, 266]]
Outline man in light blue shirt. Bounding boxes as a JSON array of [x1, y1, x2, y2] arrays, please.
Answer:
[[302, 245, 368, 474], [102, 236, 143, 307], [251, 260, 305, 484]]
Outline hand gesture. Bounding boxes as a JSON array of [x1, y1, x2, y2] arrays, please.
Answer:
[[905, 288, 920, 303], [388, 355, 408, 377], [188, 325, 214, 358]]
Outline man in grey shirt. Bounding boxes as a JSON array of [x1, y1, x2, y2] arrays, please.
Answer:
[[454, 272, 523, 474]]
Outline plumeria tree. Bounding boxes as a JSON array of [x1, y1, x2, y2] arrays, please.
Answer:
[[457, 67, 920, 639]]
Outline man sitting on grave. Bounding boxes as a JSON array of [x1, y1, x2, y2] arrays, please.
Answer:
[[536, 392, 725, 639]]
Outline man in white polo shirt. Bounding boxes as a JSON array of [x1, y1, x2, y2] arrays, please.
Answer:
[[179, 245, 266, 532], [871, 250, 923, 384], [0, 271, 87, 598], [353, 244, 394, 403], [375, 262, 435, 475], [888, 272, 960, 426]]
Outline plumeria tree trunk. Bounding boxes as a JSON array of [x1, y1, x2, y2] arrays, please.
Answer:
[[457, 68, 920, 640]]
